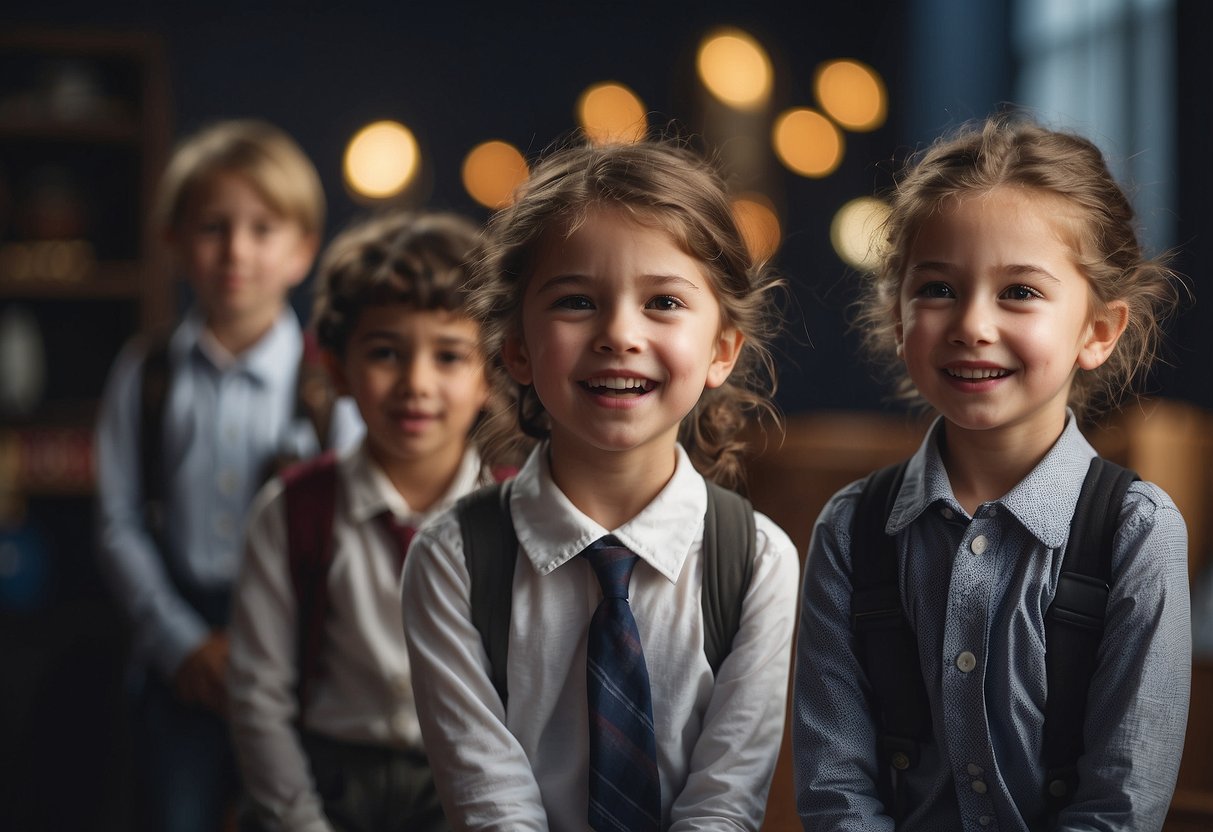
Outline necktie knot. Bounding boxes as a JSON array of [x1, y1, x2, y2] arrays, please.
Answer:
[[377, 511, 416, 575], [581, 535, 638, 600]]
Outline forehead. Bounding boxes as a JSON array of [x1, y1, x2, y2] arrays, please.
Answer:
[[911, 186, 1087, 256], [351, 303, 480, 338]]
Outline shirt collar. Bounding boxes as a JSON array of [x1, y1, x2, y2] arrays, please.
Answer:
[[343, 440, 487, 526], [510, 443, 705, 584], [176, 306, 302, 385], [887, 412, 1096, 549]]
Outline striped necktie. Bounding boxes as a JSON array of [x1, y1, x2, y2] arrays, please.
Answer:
[[581, 535, 661, 832]]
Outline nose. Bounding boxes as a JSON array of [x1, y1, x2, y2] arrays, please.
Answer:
[[595, 304, 643, 353], [222, 226, 253, 264], [399, 353, 436, 396], [949, 296, 997, 346]]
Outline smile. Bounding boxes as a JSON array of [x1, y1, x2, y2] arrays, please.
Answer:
[[944, 367, 1011, 380], [580, 376, 656, 396]]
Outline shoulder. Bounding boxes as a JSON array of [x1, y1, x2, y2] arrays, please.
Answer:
[[1115, 478, 1188, 574]]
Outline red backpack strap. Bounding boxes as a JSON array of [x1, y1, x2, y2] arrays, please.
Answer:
[[281, 450, 340, 719]]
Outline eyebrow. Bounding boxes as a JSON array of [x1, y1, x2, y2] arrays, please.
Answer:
[[908, 260, 1060, 284], [533, 272, 704, 294]]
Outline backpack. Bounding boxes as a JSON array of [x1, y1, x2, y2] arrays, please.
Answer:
[[279, 455, 519, 713], [454, 479, 758, 707], [849, 455, 1138, 823]]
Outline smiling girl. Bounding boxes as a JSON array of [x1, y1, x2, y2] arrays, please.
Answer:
[[401, 140, 799, 830], [792, 115, 1190, 832]]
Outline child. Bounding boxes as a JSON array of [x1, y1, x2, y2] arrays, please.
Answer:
[[227, 210, 493, 831], [94, 119, 361, 832], [792, 115, 1191, 831], [401, 140, 800, 830]]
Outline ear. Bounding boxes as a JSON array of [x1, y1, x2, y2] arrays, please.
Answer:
[[894, 317, 905, 360], [322, 349, 351, 397], [502, 331, 533, 386], [1077, 299, 1129, 371], [286, 232, 320, 289], [705, 326, 745, 389]]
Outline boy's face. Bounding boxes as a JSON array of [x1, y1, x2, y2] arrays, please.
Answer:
[[328, 303, 489, 489], [169, 170, 315, 332]]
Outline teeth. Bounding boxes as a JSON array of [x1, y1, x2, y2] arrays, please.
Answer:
[[947, 367, 1010, 380], [585, 376, 653, 391]]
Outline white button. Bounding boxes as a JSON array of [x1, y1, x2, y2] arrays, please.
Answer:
[[970, 535, 988, 555], [971, 779, 988, 794], [978, 816, 991, 827], [941, 507, 954, 520], [956, 651, 977, 672], [213, 513, 234, 537], [217, 469, 239, 496], [967, 763, 983, 776]]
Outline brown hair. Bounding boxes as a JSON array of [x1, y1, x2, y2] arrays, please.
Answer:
[[311, 210, 481, 357], [856, 113, 1181, 420], [467, 139, 783, 488], [153, 119, 325, 237]]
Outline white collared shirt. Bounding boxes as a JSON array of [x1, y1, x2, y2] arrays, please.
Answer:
[[228, 441, 487, 831], [402, 443, 800, 831]]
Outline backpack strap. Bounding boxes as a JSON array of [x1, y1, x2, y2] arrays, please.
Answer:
[[281, 451, 340, 718], [456, 476, 759, 707], [850, 459, 930, 823], [138, 331, 173, 541], [1041, 456, 1137, 810], [457, 482, 517, 708], [701, 482, 756, 676]]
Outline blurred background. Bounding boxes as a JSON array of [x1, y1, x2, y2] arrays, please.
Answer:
[[0, 0, 1209, 829]]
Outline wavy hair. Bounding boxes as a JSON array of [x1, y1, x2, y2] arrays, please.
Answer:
[[467, 139, 784, 487], [855, 113, 1181, 421]]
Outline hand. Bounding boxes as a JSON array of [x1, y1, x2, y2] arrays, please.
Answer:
[[173, 631, 230, 716]]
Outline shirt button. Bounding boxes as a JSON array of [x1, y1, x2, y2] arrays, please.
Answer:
[[391, 712, 413, 736], [970, 535, 988, 555], [392, 674, 412, 697], [978, 815, 992, 827], [217, 469, 239, 496], [967, 763, 983, 776], [972, 779, 988, 794], [941, 507, 954, 520], [213, 512, 234, 538], [956, 651, 977, 672]]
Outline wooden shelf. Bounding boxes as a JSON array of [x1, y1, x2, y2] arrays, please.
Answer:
[[0, 262, 143, 299]]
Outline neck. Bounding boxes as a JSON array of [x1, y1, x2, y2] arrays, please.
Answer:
[[372, 442, 467, 514], [940, 414, 1066, 515], [547, 436, 679, 530], [206, 304, 283, 356]]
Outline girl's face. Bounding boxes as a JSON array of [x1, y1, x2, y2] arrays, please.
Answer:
[[503, 206, 742, 471], [329, 303, 489, 491], [897, 186, 1126, 450]]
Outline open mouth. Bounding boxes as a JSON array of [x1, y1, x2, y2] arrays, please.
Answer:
[[580, 376, 656, 397], [945, 367, 1011, 380]]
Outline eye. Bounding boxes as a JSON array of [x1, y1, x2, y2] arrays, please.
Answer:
[[1000, 284, 1042, 301], [646, 295, 684, 311], [553, 295, 594, 311], [366, 345, 399, 363], [435, 349, 471, 366], [916, 281, 955, 299]]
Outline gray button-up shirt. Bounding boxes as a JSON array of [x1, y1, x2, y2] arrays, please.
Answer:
[[793, 415, 1191, 832]]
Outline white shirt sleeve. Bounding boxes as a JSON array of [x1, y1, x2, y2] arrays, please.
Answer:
[[227, 479, 334, 832], [401, 515, 550, 831], [668, 513, 801, 829]]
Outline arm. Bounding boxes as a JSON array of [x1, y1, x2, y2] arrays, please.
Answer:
[[667, 514, 800, 831], [792, 489, 896, 832], [227, 481, 333, 832], [94, 338, 210, 682], [1056, 483, 1191, 832], [401, 521, 548, 831]]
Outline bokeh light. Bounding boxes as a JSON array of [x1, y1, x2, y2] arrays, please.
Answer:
[[696, 28, 773, 111], [577, 82, 647, 144], [772, 108, 843, 178], [462, 141, 529, 209], [344, 121, 419, 199], [815, 59, 887, 131], [732, 193, 782, 263], [830, 196, 890, 271]]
